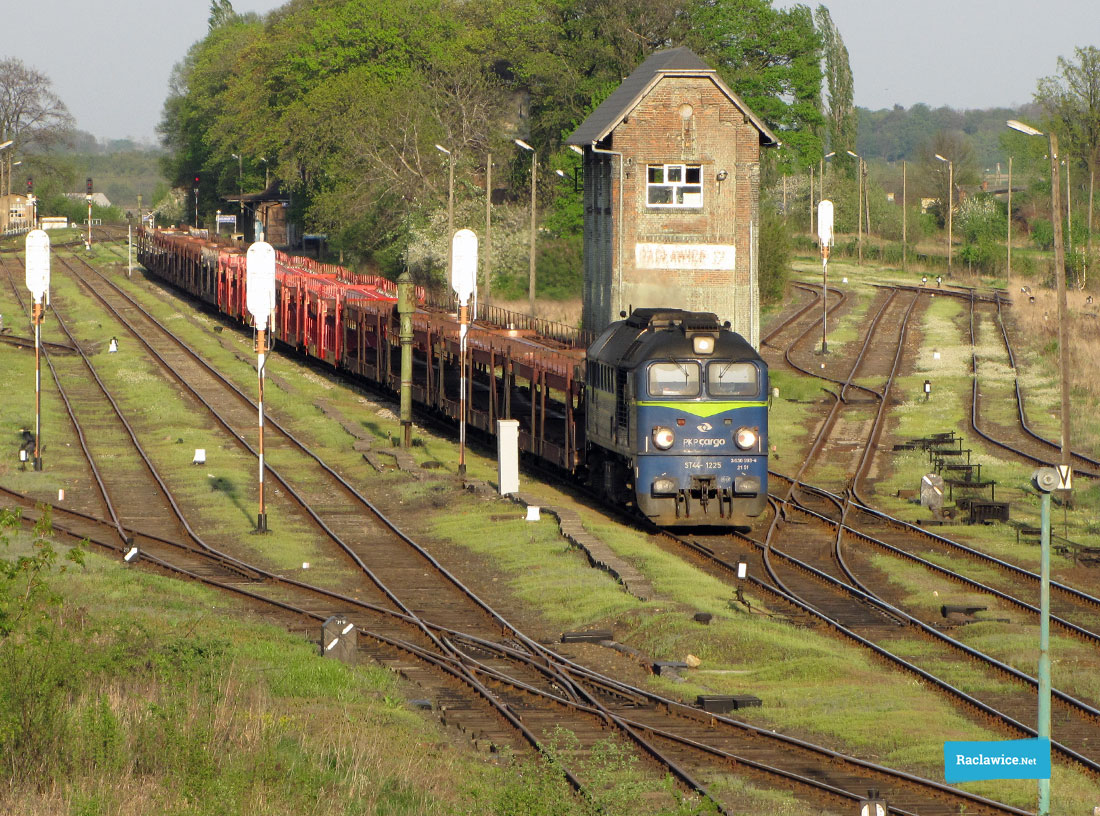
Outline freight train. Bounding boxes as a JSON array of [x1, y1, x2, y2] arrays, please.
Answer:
[[136, 228, 768, 526]]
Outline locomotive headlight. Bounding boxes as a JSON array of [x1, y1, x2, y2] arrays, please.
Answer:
[[652, 426, 676, 450], [734, 426, 758, 450], [692, 334, 715, 355]]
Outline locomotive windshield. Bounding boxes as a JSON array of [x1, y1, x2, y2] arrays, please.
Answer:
[[647, 361, 701, 397], [707, 361, 759, 396]]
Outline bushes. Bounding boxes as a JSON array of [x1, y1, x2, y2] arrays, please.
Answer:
[[759, 208, 790, 304]]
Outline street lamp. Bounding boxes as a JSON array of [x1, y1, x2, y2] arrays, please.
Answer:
[[231, 153, 243, 217], [0, 140, 13, 202], [484, 150, 493, 306], [435, 144, 454, 284], [1007, 120, 1071, 484], [259, 156, 269, 189], [515, 138, 537, 317], [846, 150, 863, 264], [934, 153, 953, 273], [8, 160, 20, 198]]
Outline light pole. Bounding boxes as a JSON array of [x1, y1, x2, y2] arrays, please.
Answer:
[[515, 138, 537, 317], [1007, 156, 1013, 278], [1008, 120, 1071, 481], [902, 160, 908, 271], [935, 153, 953, 273], [0, 141, 13, 210], [259, 156, 269, 189], [484, 151, 493, 306], [231, 153, 243, 219], [1031, 466, 1063, 816], [846, 150, 863, 264], [435, 144, 454, 285]]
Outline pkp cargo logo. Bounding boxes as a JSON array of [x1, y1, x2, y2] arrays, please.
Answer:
[[697, 422, 712, 432]]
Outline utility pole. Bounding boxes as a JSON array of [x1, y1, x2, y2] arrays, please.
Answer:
[[902, 160, 908, 271], [484, 151, 492, 306], [1007, 157, 1013, 279], [515, 139, 537, 317]]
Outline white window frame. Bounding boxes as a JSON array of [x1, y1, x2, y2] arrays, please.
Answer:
[[646, 163, 703, 209]]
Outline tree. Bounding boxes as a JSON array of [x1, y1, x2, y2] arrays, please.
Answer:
[[1036, 46, 1100, 274], [683, 0, 824, 171], [918, 130, 978, 226], [815, 5, 855, 159], [208, 0, 238, 30], [0, 58, 74, 152]]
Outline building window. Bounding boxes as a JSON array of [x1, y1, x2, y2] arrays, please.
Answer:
[[647, 164, 702, 208]]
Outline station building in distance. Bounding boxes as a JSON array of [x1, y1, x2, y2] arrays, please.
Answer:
[[566, 47, 778, 348]]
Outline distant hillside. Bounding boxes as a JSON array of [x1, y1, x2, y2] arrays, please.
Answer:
[[17, 131, 168, 214], [856, 102, 1043, 169]]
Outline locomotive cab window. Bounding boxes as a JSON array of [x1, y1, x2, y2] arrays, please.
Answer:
[[648, 362, 701, 397], [647, 164, 702, 208], [707, 362, 759, 397]]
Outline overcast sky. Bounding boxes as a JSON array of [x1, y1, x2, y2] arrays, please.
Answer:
[[3, 0, 1097, 143]]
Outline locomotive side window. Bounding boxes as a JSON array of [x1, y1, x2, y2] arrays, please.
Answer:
[[707, 362, 758, 396], [648, 362, 701, 397]]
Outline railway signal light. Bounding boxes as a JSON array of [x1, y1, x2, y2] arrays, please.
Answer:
[[817, 199, 834, 354], [26, 177, 32, 194], [86, 177, 93, 195]]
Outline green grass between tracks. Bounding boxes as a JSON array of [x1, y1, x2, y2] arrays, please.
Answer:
[[3, 236, 1100, 813]]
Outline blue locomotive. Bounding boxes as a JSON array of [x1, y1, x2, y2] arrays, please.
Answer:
[[583, 308, 768, 526]]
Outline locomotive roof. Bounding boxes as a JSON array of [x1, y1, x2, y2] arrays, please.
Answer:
[[588, 308, 762, 369]]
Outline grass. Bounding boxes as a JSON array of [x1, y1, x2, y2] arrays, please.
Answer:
[[6, 235, 1100, 813]]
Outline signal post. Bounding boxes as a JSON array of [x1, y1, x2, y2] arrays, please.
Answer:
[[246, 242, 276, 532], [25, 230, 51, 471]]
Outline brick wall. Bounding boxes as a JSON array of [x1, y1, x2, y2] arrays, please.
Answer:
[[581, 75, 762, 347]]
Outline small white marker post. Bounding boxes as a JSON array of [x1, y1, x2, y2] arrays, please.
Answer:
[[816, 200, 834, 354], [25, 229, 50, 471], [246, 242, 276, 532], [451, 229, 478, 477]]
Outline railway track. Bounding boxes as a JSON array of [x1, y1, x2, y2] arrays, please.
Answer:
[[966, 293, 1100, 478], [653, 281, 1100, 784], [0, 242, 1043, 814]]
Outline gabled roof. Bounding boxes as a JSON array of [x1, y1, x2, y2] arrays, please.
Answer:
[[566, 47, 778, 148]]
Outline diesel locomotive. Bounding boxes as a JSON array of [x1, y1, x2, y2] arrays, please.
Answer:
[[584, 308, 768, 526], [136, 229, 768, 528]]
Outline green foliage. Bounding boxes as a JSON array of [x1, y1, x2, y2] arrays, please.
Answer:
[[685, 0, 824, 171], [816, 5, 855, 155], [1031, 218, 1054, 250], [0, 507, 83, 640], [494, 728, 717, 815], [37, 195, 125, 226], [858, 103, 1031, 168], [160, 0, 832, 263], [954, 194, 1008, 274], [1035, 46, 1100, 180], [759, 206, 791, 303]]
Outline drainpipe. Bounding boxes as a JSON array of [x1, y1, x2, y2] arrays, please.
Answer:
[[589, 143, 624, 321]]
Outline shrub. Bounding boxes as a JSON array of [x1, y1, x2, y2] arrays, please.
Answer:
[[758, 208, 790, 304]]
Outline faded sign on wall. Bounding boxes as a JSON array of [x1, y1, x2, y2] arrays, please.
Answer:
[[635, 243, 736, 271]]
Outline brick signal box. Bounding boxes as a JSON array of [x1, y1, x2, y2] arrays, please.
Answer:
[[566, 47, 778, 347]]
